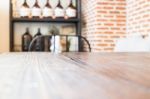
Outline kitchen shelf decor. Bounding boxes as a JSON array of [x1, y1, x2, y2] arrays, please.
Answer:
[[10, 0, 82, 52]]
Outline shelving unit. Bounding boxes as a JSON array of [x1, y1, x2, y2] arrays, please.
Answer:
[[12, 18, 80, 23], [9, 0, 82, 52]]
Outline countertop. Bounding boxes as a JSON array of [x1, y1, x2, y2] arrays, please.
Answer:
[[0, 52, 149, 99]]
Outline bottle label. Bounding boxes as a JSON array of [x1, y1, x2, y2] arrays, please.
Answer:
[[43, 7, 53, 17], [66, 7, 76, 18], [55, 7, 64, 17], [19, 7, 30, 17], [32, 7, 41, 17]]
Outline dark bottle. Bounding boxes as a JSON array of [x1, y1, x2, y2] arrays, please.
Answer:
[[20, 0, 30, 18], [22, 28, 32, 51], [31, 0, 41, 18], [54, 0, 64, 18], [66, 0, 76, 18], [34, 28, 44, 51], [43, 0, 53, 18]]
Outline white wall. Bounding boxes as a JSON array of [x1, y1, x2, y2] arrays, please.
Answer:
[[0, 0, 10, 52], [126, 0, 150, 36]]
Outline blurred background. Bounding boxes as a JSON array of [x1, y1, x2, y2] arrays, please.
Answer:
[[0, 0, 150, 52]]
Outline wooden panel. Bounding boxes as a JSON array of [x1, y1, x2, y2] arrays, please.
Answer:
[[0, 53, 149, 99]]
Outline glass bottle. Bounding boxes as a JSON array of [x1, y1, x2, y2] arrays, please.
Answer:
[[42, 0, 53, 18], [22, 28, 32, 51], [19, 0, 30, 18], [34, 28, 44, 51], [31, 0, 41, 18], [66, 0, 76, 18], [54, 0, 64, 18]]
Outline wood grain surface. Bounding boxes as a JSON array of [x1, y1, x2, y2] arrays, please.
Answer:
[[0, 52, 149, 99]]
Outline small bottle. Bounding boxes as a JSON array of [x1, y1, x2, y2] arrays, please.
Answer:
[[19, 0, 30, 18], [22, 28, 32, 51], [34, 28, 44, 51], [54, 0, 64, 18], [42, 0, 53, 18], [31, 0, 41, 18], [66, 0, 76, 18]]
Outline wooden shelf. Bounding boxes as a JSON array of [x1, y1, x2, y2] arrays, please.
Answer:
[[12, 18, 80, 23], [10, 0, 82, 52]]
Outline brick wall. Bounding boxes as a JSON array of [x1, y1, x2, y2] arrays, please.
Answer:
[[82, 0, 126, 52], [126, 0, 150, 36], [82, 0, 98, 51]]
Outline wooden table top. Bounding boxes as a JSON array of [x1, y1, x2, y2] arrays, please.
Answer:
[[0, 52, 149, 99]]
